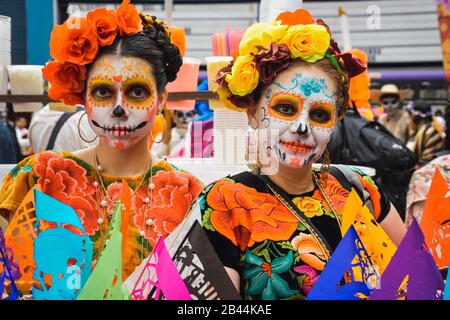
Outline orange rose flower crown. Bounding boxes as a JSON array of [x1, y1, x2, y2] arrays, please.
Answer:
[[216, 9, 368, 112], [42, 0, 172, 106]]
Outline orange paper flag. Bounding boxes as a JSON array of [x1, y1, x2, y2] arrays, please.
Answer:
[[4, 187, 38, 294], [420, 167, 450, 269], [342, 189, 397, 273]]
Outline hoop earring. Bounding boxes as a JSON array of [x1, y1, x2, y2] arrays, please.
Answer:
[[320, 148, 331, 184], [245, 128, 262, 176], [150, 115, 166, 144], [78, 112, 98, 143]]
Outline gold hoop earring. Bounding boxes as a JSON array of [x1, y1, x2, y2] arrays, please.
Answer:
[[150, 115, 166, 144], [78, 112, 98, 143], [320, 149, 331, 184]]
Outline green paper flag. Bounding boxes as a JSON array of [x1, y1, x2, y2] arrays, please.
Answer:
[[77, 201, 130, 300]]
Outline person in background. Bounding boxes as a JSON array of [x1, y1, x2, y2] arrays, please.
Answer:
[[28, 104, 96, 153], [0, 110, 19, 165], [14, 116, 31, 157], [372, 84, 413, 144], [407, 100, 445, 167]]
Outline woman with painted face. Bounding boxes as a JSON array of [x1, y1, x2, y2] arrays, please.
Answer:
[[190, 10, 407, 299], [0, 1, 202, 296]]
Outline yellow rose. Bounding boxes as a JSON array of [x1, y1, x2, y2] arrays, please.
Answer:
[[279, 24, 330, 63], [225, 55, 259, 96], [293, 196, 324, 218], [239, 21, 288, 56]]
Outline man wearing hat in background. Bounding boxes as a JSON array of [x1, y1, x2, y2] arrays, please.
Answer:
[[373, 83, 414, 144]]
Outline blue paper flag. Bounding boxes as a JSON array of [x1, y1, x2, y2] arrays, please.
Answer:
[[1, 228, 20, 300], [369, 219, 444, 300], [307, 226, 379, 300], [32, 189, 93, 300]]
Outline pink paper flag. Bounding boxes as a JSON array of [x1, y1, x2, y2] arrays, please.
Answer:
[[131, 237, 191, 300]]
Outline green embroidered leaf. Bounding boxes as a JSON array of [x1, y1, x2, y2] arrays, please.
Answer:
[[294, 254, 302, 264], [324, 210, 335, 219], [202, 208, 216, 231], [252, 240, 269, 255], [259, 248, 271, 263], [278, 241, 295, 251], [363, 175, 378, 190], [297, 222, 306, 231], [296, 274, 307, 288]]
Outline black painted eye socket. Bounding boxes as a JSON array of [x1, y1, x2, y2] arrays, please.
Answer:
[[92, 86, 114, 100], [126, 85, 150, 100], [273, 104, 298, 116], [310, 108, 331, 123]]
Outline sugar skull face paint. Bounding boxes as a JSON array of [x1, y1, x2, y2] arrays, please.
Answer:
[[86, 54, 161, 150], [255, 63, 338, 170]]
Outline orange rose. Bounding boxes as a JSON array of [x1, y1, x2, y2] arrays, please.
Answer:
[[87, 8, 118, 46], [134, 170, 203, 247], [42, 61, 86, 93], [116, 0, 143, 36], [50, 17, 98, 65], [206, 180, 298, 251], [34, 152, 98, 235], [291, 233, 327, 270], [48, 86, 84, 106]]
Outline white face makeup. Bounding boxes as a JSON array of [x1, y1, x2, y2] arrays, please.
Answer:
[[380, 95, 400, 115], [255, 63, 338, 170], [85, 54, 161, 150]]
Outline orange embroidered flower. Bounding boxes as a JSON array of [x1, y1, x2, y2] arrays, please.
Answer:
[[276, 9, 315, 26], [292, 196, 323, 218], [291, 233, 327, 270], [116, 0, 143, 36], [42, 61, 86, 93], [50, 17, 98, 65], [87, 8, 118, 46], [134, 170, 203, 247], [323, 173, 350, 213], [34, 152, 98, 235], [206, 180, 298, 251], [356, 174, 381, 219]]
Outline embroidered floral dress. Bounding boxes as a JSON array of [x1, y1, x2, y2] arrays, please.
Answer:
[[0, 151, 203, 294], [198, 169, 390, 300]]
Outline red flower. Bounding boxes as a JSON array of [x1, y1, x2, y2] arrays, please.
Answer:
[[255, 43, 292, 85], [34, 153, 98, 235]]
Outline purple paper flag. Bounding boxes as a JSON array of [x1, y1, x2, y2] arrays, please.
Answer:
[[307, 226, 379, 300], [369, 219, 444, 300], [0, 228, 20, 300]]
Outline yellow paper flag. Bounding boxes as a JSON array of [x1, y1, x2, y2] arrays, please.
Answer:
[[342, 190, 397, 273]]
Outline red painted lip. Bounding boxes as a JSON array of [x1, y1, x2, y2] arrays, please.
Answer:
[[281, 141, 313, 153]]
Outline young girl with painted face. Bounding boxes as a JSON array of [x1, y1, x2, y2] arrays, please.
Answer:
[[193, 10, 407, 299], [0, 1, 202, 295]]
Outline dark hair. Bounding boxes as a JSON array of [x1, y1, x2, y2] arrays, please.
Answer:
[[87, 16, 182, 94]]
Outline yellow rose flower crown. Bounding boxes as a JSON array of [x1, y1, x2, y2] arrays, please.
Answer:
[[215, 9, 367, 112]]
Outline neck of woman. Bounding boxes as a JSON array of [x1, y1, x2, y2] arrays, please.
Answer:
[[96, 136, 155, 177], [266, 163, 315, 196]]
